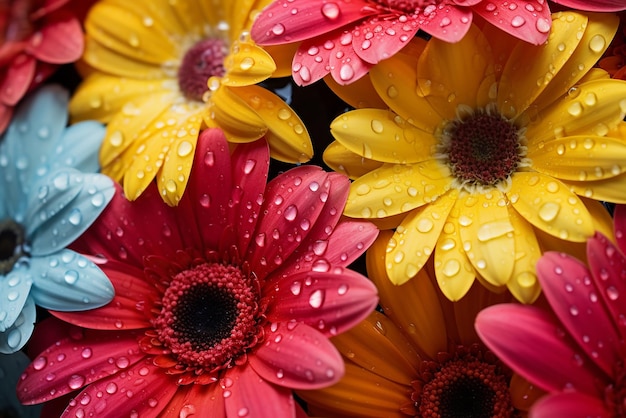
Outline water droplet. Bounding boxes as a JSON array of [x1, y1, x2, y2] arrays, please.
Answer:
[[33, 356, 47, 370], [536, 18, 551, 33], [511, 15, 525, 28], [321, 2, 340, 19], [309, 289, 325, 308], [81, 348, 93, 359], [106, 382, 118, 394], [271, 23, 285, 36], [68, 208, 82, 226], [64, 270, 79, 285], [115, 357, 130, 369], [313, 240, 328, 256], [589, 34, 606, 53], [569, 305, 579, 316], [606, 286, 619, 301], [371, 119, 384, 134], [538, 202, 560, 222], [567, 101, 583, 117], [177, 141, 193, 157], [339, 64, 354, 81], [109, 130, 124, 147], [68, 374, 86, 390], [284, 204, 298, 221]]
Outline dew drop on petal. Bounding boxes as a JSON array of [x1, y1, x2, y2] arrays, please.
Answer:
[[309, 289, 325, 308], [511, 16, 525, 28], [64, 270, 79, 285], [284, 205, 298, 221], [321, 2, 340, 20], [589, 34, 606, 53], [68, 374, 86, 390]]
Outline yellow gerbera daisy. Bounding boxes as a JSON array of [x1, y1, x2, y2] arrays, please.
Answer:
[[298, 230, 545, 417], [324, 11, 626, 303], [69, 0, 313, 205]]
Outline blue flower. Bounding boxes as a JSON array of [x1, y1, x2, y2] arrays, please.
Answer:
[[0, 85, 115, 354]]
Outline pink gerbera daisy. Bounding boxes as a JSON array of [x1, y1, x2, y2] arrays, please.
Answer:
[[251, 0, 625, 86], [476, 204, 626, 417], [0, 0, 84, 134], [16, 129, 379, 417]]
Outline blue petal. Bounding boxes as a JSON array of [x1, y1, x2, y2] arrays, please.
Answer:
[[29, 250, 114, 311], [0, 263, 32, 333], [52, 120, 106, 173], [0, 295, 35, 353], [26, 169, 115, 256], [0, 352, 42, 417]]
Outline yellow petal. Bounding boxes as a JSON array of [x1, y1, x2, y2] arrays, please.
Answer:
[[417, 24, 493, 120], [324, 73, 388, 109], [582, 197, 615, 242], [433, 197, 476, 301], [528, 135, 626, 181], [505, 208, 542, 304], [561, 172, 626, 204], [344, 160, 451, 219], [322, 141, 383, 180], [498, 12, 588, 119], [226, 84, 313, 163], [331, 109, 437, 164], [265, 44, 300, 78], [508, 172, 594, 242], [207, 84, 267, 143], [367, 230, 449, 359], [69, 73, 172, 123], [457, 190, 515, 287], [526, 79, 626, 144], [221, 40, 276, 86], [531, 12, 619, 111], [385, 191, 457, 285]]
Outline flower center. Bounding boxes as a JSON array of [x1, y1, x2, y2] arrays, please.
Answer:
[[0, 219, 26, 274], [178, 38, 228, 102], [153, 262, 262, 372], [416, 346, 516, 418], [437, 105, 527, 192]]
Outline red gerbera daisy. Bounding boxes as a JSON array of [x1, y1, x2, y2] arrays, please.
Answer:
[[476, 205, 626, 417], [0, 0, 84, 134], [16, 128, 379, 417]]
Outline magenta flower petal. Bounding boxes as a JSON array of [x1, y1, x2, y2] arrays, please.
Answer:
[[614, 204, 626, 255], [551, 0, 626, 12], [414, 5, 473, 43], [472, 1, 552, 45], [530, 392, 612, 418], [268, 269, 378, 336], [63, 360, 178, 418], [224, 366, 296, 417], [536, 251, 621, 376], [327, 44, 373, 86], [18, 331, 145, 405], [249, 321, 344, 389], [0, 54, 35, 106], [162, 384, 225, 417], [351, 17, 422, 64], [26, 11, 83, 64], [475, 304, 607, 396]]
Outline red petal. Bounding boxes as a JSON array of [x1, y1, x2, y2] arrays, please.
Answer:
[[328, 39, 372, 85], [416, 5, 472, 43], [51, 259, 157, 330], [61, 359, 178, 418], [222, 366, 295, 417], [586, 232, 626, 339], [291, 31, 337, 86], [537, 251, 621, 377], [473, 0, 551, 45], [18, 330, 145, 404], [251, 0, 375, 46], [267, 269, 378, 336], [0, 103, 13, 134], [160, 384, 225, 417], [246, 166, 333, 280], [530, 392, 612, 418], [614, 204, 626, 255], [249, 321, 344, 390], [551, 0, 626, 11], [475, 304, 608, 396], [26, 10, 83, 63], [0, 53, 35, 105], [351, 16, 421, 64]]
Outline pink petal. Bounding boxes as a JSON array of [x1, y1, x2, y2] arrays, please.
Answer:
[[537, 251, 621, 377], [161, 384, 225, 417], [551, 0, 626, 11], [176, 128, 234, 251], [223, 366, 296, 418], [586, 232, 626, 339], [292, 33, 335, 86], [530, 392, 612, 418], [328, 40, 372, 85], [475, 304, 607, 396], [249, 322, 344, 389], [26, 10, 83, 63], [414, 5, 472, 43], [267, 269, 378, 336], [251, 0, 376, 46], [227, 138, 270, 256], [61, 360, 178, 418], [18, 330, 145, 404], [472, 1, 552, 45], [0, 53, 35, 105], [51, 259, 156, 330], [351, 17, 421, 64], [74, 183, 184, 268], [614, 204, 626, 256], [246, 166, 333, 280]]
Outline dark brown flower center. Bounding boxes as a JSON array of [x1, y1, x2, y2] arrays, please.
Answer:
[[416, 347, 516, 418], [153, 262, 262, 372], [178, 38, 228, 102], [0, 219, 26, 274], [438, 106, 525, 191]]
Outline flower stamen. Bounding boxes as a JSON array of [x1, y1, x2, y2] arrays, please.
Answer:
[[178, 38, 228, 102], [0, 218, 26, 274]]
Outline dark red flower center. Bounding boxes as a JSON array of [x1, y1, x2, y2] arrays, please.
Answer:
[[178, 38, 228, 102], [438, 107, 525, 191], [153, 262, 263, 373], [0, 218, 26, 274], [414, 346, 516, 418]]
